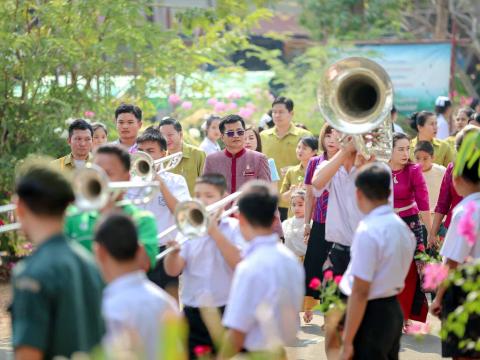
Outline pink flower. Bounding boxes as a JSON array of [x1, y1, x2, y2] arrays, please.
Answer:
[[238, 107, 254, 119], [417, 244, 425, 252], [309, 277, 321, 290], [334, 275, 342, 285], [22, 242, 33, 251], [423, 263, 449, 291], [207, 97, 218, 106], [193, 345, 212, 357], [324, 270, 333, 282], [181, 101, 192, 110], [227, 90, 242, 100], [458, 202, 477, 246], [84, 111, 95, 118], [168, 94, 182, 107], [227, 102, 238, 110], [405, 322, 430, 335], [214, 101, 227, 113]]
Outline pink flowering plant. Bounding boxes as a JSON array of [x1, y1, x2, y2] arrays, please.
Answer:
[[310, 271, 346, 314]]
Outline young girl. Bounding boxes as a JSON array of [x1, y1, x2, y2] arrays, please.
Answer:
[[280, 136, 318, 214], [244, 126, 280, 182], [199, 115, 221, 155], [282, 190, 307, 261], [389, 132, 432, 330], [92, 122, 108, 151]]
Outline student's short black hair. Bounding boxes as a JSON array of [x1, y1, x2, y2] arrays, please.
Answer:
[[272, 96, 294, 112], [299, 136, 319, 152], [414, 140, 434, 157], [68, 118, 93, 138], [238, 180, 278, 228], [15, 161, 75, 217], [219, 114, 246, 134], [195, 173, 227, 195], [159, 117, 182, 132], [95, 144, 131, 171], [391, 105, 397, 115], [115, 103, 142, 122], [355, 163, 391, 201], [94, 213, 139, 261], [136, 127, 167, 151], [460, 158, 480, 184]]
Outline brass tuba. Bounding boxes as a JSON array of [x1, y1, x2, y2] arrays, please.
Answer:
[[317, 57, 394, 162]]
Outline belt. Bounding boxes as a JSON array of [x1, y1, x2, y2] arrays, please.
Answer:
[[332, 243, 350, 252], [394, 202, 415, 214]]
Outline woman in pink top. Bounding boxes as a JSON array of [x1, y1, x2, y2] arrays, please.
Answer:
[[389, 132, 431, 327]]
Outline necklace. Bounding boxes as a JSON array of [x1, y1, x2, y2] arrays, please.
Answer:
[[391, 168, 404, 184]]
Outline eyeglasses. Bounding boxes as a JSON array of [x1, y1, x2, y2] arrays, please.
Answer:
[[224, 130, 245, 137]]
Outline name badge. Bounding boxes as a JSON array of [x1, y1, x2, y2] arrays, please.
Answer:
[[243, 165, 255, 177]]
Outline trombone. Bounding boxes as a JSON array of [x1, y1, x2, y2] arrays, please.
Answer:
[[73, 164, 160, 212], [0, 204, 20, 234], [131, 151, 183, 182], [156, 191, 242, 260]]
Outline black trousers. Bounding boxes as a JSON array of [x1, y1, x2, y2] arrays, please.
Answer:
[[325, 243, 351, 277], [353, 296, 403, 360], [184, 305, 226, 360], [304, 222, 332, 298], [147, 245, 179, 289]]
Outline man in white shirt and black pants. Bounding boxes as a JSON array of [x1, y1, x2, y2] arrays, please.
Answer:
[[339, 163, 415, 360]]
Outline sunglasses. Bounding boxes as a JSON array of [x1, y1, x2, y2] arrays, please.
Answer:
[[224, 130, 245, 137]]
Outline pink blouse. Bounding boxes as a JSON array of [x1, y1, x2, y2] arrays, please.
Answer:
[[392, 163, 430, 218], [434, 162, 463, 228]]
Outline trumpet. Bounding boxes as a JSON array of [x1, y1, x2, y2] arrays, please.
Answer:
[[156, 191, 242, 260], [131, 151, 183, 182], [73, 164, 160, 212], [0, 204, 20, 234]]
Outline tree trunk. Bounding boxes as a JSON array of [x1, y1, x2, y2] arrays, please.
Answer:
[[434, 0, 449, 39]]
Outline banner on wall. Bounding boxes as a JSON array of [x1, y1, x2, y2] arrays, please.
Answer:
[[350, 42, 452, 116]]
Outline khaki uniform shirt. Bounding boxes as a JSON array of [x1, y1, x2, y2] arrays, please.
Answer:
[[280, 163, 306, 217], [52, 153, 93, 171], [169, 143, 206, 196], [409, 137, 454, 168]]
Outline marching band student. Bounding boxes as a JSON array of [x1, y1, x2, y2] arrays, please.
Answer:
[[339, 163, 416, 360], [163, 174, 245, 359], [430, 127, 480, 359], [220, 180, 304, 358], [65, 145, 158, 271], [11, 161, 104, 359], [136, 128, 190, 296], [94, 213, 180, 360]]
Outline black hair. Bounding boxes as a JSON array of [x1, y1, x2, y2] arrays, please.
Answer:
[[96, 144, 131, 171], [435, 99, 452, 115], [136, 128, 167, 151], [460, 157, 480, 184], [272, 96, 294, 112], [91, 122, 108, 135], [159, 117, 182, 132], [355, 163, 391, 201], [205, 115, 221, 130], [414, 140, 434, 156], [299, 136, 319, 152], [15, 161, 75, 216], [94, 213, 139, 261], [115, 103, 142, 122], [238, 180, 278, 228], [195, 173, 227, 195], [457, 107, 475, 120], [219, 114, 246, 134], [471, 113, 480, 126], [68, 118, 93, 138], [409, 111, 435, 132], [392, 132, 410, 147], [245, 126, 262, 152], [391, 105, 397, 115], [470, 98, 480, 110]]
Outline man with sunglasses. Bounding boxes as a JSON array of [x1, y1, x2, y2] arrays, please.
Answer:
[[203, 114, 271, 194]]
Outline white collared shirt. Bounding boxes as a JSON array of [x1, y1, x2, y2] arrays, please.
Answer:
[[102, 271, 179, 359], [340, 205, 416, 300], [436, 114, 450, 139], [178, 217, 246, 307], [199, 137, 221, 155], [222, 234, 305, 352], [440, 192, 480, 263], [135, 171, 190, 245]]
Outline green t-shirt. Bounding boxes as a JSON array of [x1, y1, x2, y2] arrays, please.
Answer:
[[64, 203, 158, 268], [11, 234, 105, 358]]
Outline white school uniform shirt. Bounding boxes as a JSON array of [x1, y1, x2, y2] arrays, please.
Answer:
[[102, 271, 179, 360], [178, 216, 246, 307], [440, 192, 480, 263], [422, 164, 446, 212], [339, 205, 416, 300], [436, 114, 450, 139], [393, 123, 405, 134], [282, 216, 307, 257], [135, 171, 190, 245], [199, 137, 221, 155], [222, 234, 305, 352]]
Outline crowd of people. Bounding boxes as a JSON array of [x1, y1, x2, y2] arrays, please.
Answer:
[[5, 94, 480, 360]]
